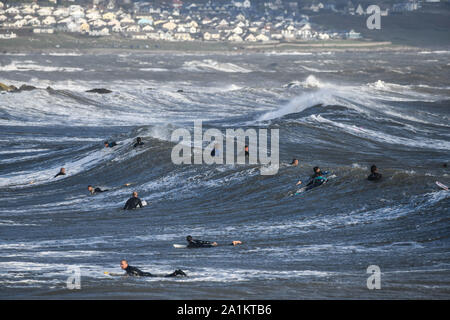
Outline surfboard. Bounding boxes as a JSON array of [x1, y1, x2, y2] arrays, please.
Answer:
[[104, 271, 124, 276], [436, 181, 448, 191], [141, 200, 148, 207], [173, 244, 187, 249], [294, 175, 337, 195]]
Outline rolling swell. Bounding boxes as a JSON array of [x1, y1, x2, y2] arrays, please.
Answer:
[[0, 51, 449, 298]]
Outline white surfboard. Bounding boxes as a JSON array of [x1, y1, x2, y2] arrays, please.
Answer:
[[141, 200, 148, 207], [436, 181, 448, 191], [173, 244, 187, 249]]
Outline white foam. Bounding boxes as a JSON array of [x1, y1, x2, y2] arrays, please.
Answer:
[[182, 59, 252, 73]]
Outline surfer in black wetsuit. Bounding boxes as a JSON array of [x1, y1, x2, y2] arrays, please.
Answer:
[[244, 145, 249, 157], [123, 191, 144, 210], [88, 185, 108, 195], [133, 137, 144, 148], [296, 167, 329, 190], [211, 144, 220, 157], [104, 141, 117, 148], [368, 165, 382, 181], [186, 235, 242, 248], [54, 167, 66, 178], [120, 260, 186, 277]]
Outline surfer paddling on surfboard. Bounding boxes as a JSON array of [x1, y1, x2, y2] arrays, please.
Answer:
[[184, 235, 242, 248], [104, 260, 187, 277], [296, 166, 329, 190]]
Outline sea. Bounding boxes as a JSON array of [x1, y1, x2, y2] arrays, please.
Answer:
[[0, 49, 449, 299]]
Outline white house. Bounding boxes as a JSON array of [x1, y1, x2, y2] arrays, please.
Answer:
[[142, 25, 154, 32], [244, 33, 257, 42], [42, 16, 57, 25], [232, 26, 243, 35], [228, 34, 243, 42], [126, 24, 141, 33], [37, 7, 53, 16], [256, 33, 270, 42], [54, 8, 69, 17], [5, 7, 20, 15]]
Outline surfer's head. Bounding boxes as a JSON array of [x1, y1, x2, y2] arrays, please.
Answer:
[[186, 235, 193, 242], [120, 260, 128, 269], [60, 168, 66, 174], [371, 165, 377, 173], [291, 159, 299, 166], [132, 191, 138, 198], [313, 166, 320, 173], [104, 141, 109, 147], [87, 185, 93, 192], [136, 137, 142, 143]]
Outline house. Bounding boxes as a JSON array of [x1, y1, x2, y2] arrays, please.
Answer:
[[346, 29, 361, 39], [162, 21, 177, 31], [174, 33, 193, 41], [54, 8, 69, 17], [130, 32, 147, 40], [33, 27, 55, 34], [43, 16, 57, 25], [112, 24, 124, 33], [244, 33, 257, 42], [37, 7, 53, 16], [232, 26, 243, 35], [92, 19, 107, 28], [0, 32, 17, 39], [102, 12, 116, 21], [228, 34, 243, 42], [142, 25, 154, 32], [138, 18, 153, 25], [5, 7, 20, 15], [255, 34, 270, 42], [80, 22, 90, 33], [126, 24, 141, 33], [89, 28, 110, 36]]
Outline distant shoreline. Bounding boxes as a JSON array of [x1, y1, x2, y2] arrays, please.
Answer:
[[0, 33, 420, 55]]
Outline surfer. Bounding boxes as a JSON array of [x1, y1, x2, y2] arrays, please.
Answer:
[[133, 137, 144, 148], [54, 167, 66, 178], [104, 141, 117, 148], [296, 166, 329, 189], [244, 145, 249, 157], [291, 158, 299, 166], [88, 185, 108, 195], [368, 165, 382, 181], [211, 144, 220, 157], [186, 235, 242, 248], [123, 191, 144, 210], [120, 260, 186, 277]]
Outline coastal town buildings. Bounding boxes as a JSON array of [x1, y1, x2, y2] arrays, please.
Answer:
[[0, 0, 439, 43]]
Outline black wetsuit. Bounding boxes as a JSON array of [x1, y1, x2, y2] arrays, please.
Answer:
[[124, 265, 186, 277], [54, 172, 65, 178], [187, 239, 217, 248], [368, 172, 382, 181], [90, 187, 108, 195], [123, 197, 143, 210], [133, 141, 144, 148]]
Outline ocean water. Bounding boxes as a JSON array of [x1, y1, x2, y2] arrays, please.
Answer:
[[0, 50, 449, 299]]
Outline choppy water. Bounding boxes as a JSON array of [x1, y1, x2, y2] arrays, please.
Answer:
[[0, 49, 449, 299]]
